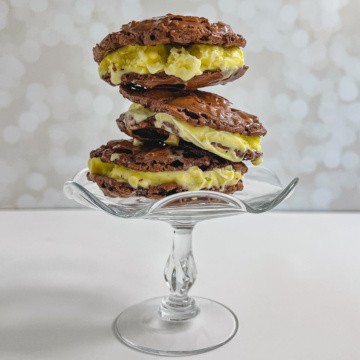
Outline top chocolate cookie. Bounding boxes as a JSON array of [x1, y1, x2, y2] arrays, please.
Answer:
[[93, 14, 248, 89], [93, 14, 246, 61]]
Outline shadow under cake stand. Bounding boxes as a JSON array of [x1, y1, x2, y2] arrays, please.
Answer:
[[64, 166, 298, 356]]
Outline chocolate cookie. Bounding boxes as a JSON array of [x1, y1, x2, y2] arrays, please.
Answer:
[[93, 14, 248, 89], [103, 67, 248, 90], [117, 86, 266, 164], [87, 140, 247, 199]]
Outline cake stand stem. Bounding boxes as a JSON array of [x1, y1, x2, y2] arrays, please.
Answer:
[[160, 226, 199, 321], [114, 223, 238, 355]]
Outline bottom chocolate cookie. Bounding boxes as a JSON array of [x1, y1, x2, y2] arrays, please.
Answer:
[[88, 173, 244, 199], [87, 140, 247, 199]]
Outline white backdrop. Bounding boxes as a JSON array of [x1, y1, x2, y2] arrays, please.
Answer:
[[0, 0, 359, 209]]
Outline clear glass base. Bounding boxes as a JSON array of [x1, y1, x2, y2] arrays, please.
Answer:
[[114, 296, 238, 356], [65, 168, 298, 356]]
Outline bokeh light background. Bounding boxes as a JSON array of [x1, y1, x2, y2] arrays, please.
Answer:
[[0, 0, 359, 209]]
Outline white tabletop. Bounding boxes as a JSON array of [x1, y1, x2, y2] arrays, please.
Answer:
[[1, 210, 359, 360]]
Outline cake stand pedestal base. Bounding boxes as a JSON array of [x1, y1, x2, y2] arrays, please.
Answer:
[[114, 297, 238, 356]]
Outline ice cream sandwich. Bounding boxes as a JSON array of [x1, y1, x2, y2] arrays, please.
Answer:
[[117, 86, 266, 164], [87, 140, 247, 199], [93, 14, 248, 89]]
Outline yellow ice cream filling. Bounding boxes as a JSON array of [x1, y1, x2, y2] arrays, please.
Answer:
[[88, 158, 243, 191], [126, 104, 262, 164], [99, 44, 244, 83]]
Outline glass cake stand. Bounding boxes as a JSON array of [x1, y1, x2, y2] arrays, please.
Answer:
[[63, 167, 298, 356]]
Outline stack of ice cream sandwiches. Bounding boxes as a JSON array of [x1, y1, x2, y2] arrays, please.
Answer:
[[88, 14, 267, 199]]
